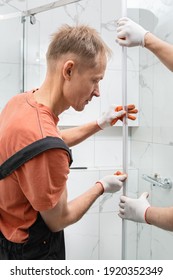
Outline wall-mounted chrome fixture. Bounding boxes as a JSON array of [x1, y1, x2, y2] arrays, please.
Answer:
[[142, 173, 172, 189]]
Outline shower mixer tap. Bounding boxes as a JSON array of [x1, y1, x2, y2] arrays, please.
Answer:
[[142, 173, 172, 189]]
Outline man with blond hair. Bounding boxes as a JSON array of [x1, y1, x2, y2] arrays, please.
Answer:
[[0, 24, 137, 259]]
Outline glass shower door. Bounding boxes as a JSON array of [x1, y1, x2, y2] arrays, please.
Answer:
[[127, 0, 173, 260], [0, 5, 23, 111], [24, 15, 42, 92]]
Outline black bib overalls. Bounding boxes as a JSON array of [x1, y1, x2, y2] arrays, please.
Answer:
[[0, 137, 72, 260]]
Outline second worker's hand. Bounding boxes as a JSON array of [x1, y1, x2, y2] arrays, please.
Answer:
[[116, 17, 149, 47], [118, 192, 151, 223]]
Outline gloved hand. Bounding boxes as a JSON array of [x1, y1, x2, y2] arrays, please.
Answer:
[[116, 17, 149, 47], [118, 192, 151, 223], [97, 171, 127, 193], [97, 104, 138, 129]]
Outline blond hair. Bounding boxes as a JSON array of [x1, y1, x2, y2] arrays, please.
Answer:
[[46, 24, 112, 69]]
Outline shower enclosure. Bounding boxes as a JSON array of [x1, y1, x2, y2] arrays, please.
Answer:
[[0, 0, 173, 260], [129, 0, 173, 260]]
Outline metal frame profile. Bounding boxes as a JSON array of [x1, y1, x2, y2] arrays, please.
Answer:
[[0, 0, 81, 20], [121, 0, 128, 261], [23, 0, 81, 17]]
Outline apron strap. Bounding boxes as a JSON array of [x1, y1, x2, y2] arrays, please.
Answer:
[[0, 136, 73, 180]]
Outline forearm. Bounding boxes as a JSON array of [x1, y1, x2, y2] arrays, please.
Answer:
[[41, 183, 103, 232], [144, 32, 173, 71], [66, 183, 103, 224], [61, 121, 101, 147], [146, 206, 173, 231]]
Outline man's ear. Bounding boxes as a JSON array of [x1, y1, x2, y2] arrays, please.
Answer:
[[63, 60, 74, 80]]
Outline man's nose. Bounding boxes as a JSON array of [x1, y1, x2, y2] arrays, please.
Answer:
[[93, 85, 100, 97]]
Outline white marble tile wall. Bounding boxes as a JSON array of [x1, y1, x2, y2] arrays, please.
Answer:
[[130, 0, 173, 260]]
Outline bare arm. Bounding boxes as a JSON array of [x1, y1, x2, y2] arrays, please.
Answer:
[[145, 32, 173, 72], [116, 18, 173, 71], [61, 104, 138, 147], [60, 121, 101, 147], [40, 183, 103, 232], [119, 192, 173, 231], [146, 206, 173, 231]]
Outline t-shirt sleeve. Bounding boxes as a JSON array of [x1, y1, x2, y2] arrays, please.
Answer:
[[16, 148, 70, 211]]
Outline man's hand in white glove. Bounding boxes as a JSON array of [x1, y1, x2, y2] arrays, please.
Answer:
[[116, 17, 149, 47], [97, 104, 138, 129], [118, 192, 151, 223], [97, 171, 127, 193]]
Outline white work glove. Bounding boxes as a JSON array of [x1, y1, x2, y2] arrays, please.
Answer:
[[118, 192, 150, 223], [97, 172, 127, 193], [97, 104, 126, 129], [97, 104, 138, 130], [116, 17, 149, 47]]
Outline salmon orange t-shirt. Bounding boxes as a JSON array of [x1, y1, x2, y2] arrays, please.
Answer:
[[0, 90, 70, 243]]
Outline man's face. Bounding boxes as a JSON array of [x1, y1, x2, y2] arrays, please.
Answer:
[[64, 54, 107, 111]]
